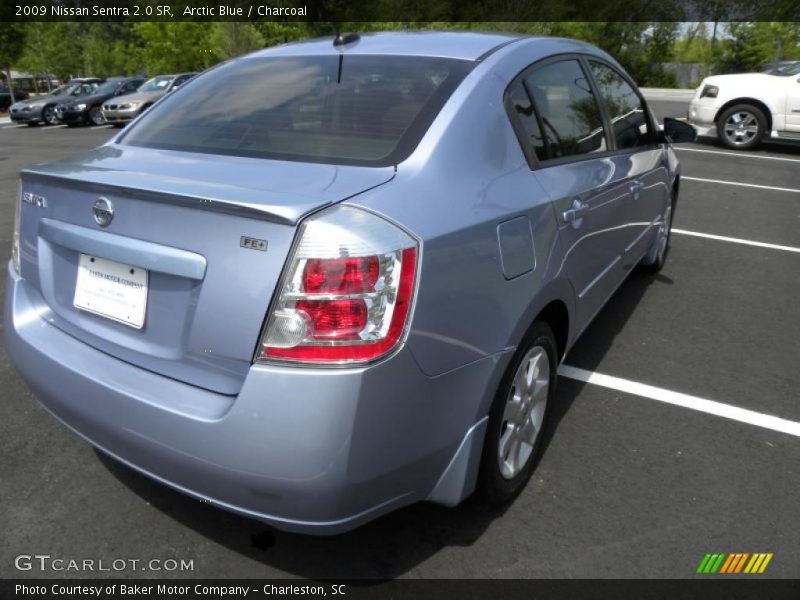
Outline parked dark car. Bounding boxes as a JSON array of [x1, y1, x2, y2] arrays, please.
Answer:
[[0, 85, 30, 111], [759, 60, 800, 75], [9, 79, 103, 126], [57, 77, 146, 126]]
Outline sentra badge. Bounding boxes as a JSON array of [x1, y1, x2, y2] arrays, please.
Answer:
[[22, 192, 47, 208]]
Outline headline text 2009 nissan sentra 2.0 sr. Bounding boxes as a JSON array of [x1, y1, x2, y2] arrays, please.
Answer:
[[6, 32, 696, 534]]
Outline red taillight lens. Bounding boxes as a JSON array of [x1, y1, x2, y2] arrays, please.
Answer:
[[295, 299, 368, 339], [302, 256, 379, 294]]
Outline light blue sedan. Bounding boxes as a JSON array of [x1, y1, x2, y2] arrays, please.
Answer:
[[5, 32, 695, 534]]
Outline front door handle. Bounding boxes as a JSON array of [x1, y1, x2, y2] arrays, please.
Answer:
[[563, 199, 590, 224]]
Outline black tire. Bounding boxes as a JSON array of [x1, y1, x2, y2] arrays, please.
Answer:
[[478, 321, 558, 505], [88, 105, 105, 126], [42, 104, 58, 126], [639, 190, 676, 273], [716, 104, 767, 150]]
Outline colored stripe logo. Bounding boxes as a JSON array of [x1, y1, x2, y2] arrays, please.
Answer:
[[696, 552, 773, 574]]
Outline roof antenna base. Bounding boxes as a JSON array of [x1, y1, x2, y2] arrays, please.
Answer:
[[333, 33, 360, 47]]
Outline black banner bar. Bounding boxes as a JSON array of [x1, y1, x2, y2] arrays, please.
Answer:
[[3, 579, 800, 600], [2, 0, 800, 22]]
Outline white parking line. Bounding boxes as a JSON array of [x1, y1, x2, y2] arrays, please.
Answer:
[[43, 124, 68, 130], [683, 176, 800, 194], [672, 229, 800, 254], [558, 365, 800, 438], [676, 147, 800, 164], [2, 124, 26, 129]]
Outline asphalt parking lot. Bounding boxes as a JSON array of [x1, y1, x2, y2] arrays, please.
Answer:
[[1, 102, 799, 579]]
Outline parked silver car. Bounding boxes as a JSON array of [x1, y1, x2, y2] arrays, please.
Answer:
[[9, 79, 102, 126], [102, 73, 196, 127], [6, 32, 695, 534]]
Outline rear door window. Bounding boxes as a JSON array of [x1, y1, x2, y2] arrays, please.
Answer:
[[122, 56, 473, 166], [522, 59, 607, 161]]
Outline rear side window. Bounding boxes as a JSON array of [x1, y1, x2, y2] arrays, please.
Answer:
[[172, 74, 194, 88], [522, 59, 607, 161], [122, 56, 473, 167], [588, 60, 652, 150], [120, 80, 142, 94]]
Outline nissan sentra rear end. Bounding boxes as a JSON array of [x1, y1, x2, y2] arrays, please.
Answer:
[[5, 34, 510, 533]]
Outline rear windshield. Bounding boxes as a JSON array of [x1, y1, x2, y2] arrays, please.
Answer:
[[121, 55, 473, 166]]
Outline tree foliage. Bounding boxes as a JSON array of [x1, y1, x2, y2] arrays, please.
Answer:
[[8, 19, 800, 90], [713, 22, 800, 73]]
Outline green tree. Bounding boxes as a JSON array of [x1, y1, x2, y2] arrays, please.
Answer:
[[0, 22, 27, 101], [81, 23, 141, 78], [16, 23, 83, 83], [131, 22, 213, 74], [714, 22, 800, 74], [208, 23, 265, 62]]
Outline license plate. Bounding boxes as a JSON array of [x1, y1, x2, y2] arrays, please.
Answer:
[[73, 254, 148, 329]]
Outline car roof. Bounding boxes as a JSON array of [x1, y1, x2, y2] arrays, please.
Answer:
[[250, 31, 526, 61]]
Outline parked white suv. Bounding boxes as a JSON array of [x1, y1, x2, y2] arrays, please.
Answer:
[[689, 63, 800, 149]]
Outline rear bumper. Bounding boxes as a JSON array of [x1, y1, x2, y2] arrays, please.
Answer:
[[4, 262, 497, 534]]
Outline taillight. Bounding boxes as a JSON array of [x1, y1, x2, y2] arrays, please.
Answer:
[[12, 183, 21, 275], [257, 205, 418, 365]]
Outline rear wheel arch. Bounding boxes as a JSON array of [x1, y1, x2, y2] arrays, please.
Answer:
[[714, 98, 773, 132], [534, 300, 569, 364]]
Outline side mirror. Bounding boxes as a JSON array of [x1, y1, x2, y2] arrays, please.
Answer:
[[661, 117, 697, 144]]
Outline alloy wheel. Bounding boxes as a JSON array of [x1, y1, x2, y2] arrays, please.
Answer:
[[42, 105, 57, 125], [89, 106, 105, 126], [723, 111, 759, 147], [497, 345, 550, 479], [656, 202, 673, 264]]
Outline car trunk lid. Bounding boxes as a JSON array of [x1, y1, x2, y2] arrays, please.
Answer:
[[18, 144, 395, 395]]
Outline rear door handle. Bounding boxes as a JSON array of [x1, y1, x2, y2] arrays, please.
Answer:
[[629, 180, 643, 199], [563, 199, 590, 224]]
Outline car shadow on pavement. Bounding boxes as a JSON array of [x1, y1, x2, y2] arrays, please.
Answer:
[[695, 137, 800, 156], [539, 267, 671, 458], [96, 450, 513, 579], [96, 267, 670, 579]]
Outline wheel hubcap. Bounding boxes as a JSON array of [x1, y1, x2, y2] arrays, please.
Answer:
[[657, 203, 672, 262], [723, 111, 758, 146], [497, 346, 550, 480], [90, 107, 104, 125]]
